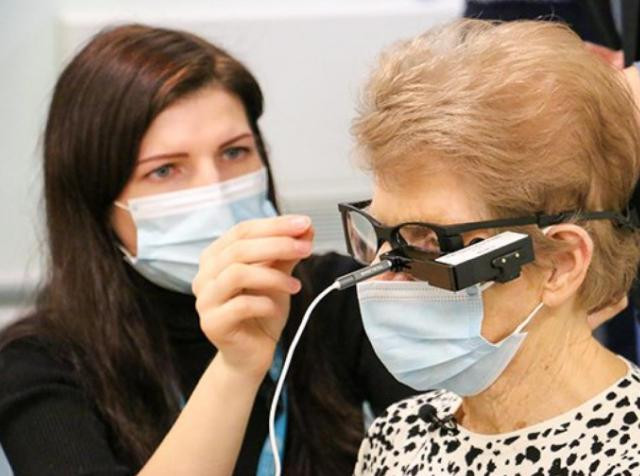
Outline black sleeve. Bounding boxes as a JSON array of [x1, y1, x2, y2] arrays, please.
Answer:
[[302, 253, 417, 416], [0, 338, 131, 476]]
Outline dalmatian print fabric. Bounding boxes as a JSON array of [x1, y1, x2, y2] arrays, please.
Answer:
[[355, 360, 640, 475]]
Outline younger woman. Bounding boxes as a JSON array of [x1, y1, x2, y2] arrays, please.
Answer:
[[0, 24, 413, 475]]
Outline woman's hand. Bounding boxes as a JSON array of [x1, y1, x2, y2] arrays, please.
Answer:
[[192, 215, 313, 380], [143, 215, 313, 476]]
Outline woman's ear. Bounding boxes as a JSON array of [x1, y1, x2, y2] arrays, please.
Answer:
[[541, 224, 593, 308]]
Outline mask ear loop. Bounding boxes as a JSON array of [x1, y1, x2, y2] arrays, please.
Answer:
[[117, 244, 136, 262], [509, 226, 553, 335], [514, 301, 545, 335], [483, 227, 549, 335], [114, 201, 129, 211], [480, 226, 554, 337], [479, 280, 543, 335], [112, 201, 136, 261], [479, 282, 494, 292]]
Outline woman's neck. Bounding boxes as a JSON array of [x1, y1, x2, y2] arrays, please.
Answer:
[[456, 306, 628, 434]]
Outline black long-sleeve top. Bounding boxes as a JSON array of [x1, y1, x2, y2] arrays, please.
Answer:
[[0, 253, 416, 476]]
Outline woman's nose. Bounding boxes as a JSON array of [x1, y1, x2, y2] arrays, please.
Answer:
[[191, 156, 222, 188]]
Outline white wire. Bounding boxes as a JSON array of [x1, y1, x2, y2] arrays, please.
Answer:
[[269, 281, 339, 476]]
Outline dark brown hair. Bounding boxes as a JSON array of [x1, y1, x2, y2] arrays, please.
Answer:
[[1, 24, 362, 473]]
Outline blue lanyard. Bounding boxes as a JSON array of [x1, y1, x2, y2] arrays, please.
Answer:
[[176, 346, 288, 475], [256, 345, 288, 476]]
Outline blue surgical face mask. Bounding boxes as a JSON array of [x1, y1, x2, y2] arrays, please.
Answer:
[[115, 168, 277, 294], [356, 280, 544, 396]]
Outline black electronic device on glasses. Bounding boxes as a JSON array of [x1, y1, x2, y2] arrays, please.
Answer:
[[379, 231, 535, 291]]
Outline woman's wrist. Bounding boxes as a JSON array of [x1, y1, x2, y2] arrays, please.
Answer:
[[211, 351, 272, 390], [139, 349, 266, 475]]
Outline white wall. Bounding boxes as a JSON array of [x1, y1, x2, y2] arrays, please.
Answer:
[[0, 0, 463, 325]]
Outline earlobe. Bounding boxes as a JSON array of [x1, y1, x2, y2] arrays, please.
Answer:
[[540, 225, 593, 308]]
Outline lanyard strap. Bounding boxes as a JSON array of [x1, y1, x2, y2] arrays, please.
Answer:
[[256, 345, 288, 476], [175, 345, 289, 476]]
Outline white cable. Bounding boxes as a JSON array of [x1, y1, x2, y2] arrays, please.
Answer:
[[269, 281, 339, 476]]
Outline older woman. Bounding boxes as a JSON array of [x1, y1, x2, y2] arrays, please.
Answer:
[[349, 19, 640, 475]]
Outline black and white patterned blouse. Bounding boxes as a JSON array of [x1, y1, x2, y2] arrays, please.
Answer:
[[355, 360, 640, 475]]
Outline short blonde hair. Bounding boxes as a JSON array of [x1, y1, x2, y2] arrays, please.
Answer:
[[353, 19, 640, 312]]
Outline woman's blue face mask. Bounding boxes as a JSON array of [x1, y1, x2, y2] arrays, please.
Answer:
[[357, 278, 545, 396], [115, 168, 277, 293]]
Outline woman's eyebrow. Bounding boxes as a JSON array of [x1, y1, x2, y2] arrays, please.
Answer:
[[138, 152, 189, 164], [137, 133, 254, 163], [218, 132, 253, 149]]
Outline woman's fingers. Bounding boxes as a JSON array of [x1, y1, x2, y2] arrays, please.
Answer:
[[196, 235, 312, 289], [193, 216, 314, 295], [190, 214, 314, 374], [207, 215, 311, 256], [195, 263, 301, 312], [276, 226, 315, 275], [200, 294, 283, 344]]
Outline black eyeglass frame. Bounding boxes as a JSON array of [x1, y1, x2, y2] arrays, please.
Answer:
[[338, 199, 637, 261]]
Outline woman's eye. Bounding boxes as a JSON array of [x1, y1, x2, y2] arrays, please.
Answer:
[[147, 164, 175, 180], [222, 146, 250, 161]]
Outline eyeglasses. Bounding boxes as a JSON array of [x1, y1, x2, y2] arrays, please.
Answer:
[[338, 200, 633, 265]]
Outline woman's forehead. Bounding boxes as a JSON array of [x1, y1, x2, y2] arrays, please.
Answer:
[[369, 170, 488, 226]]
